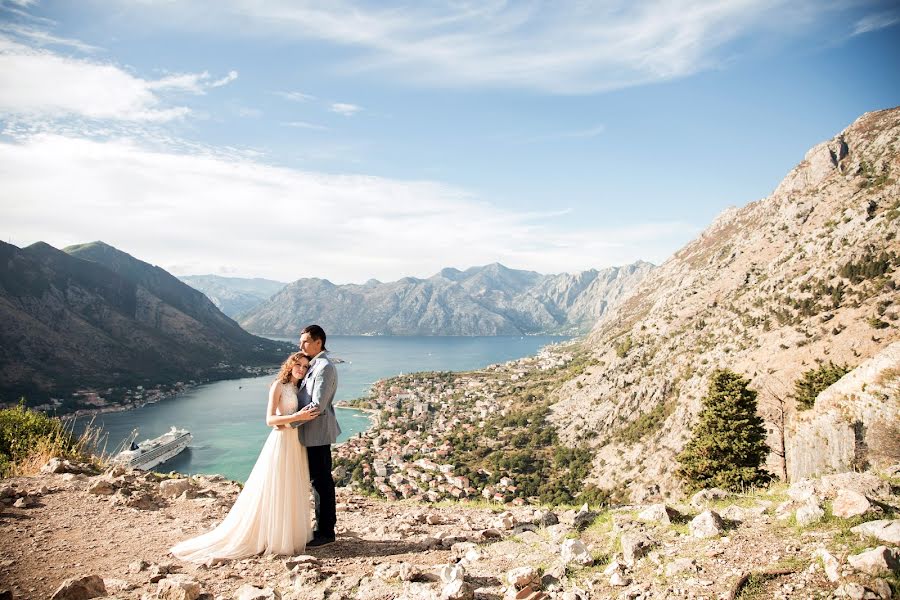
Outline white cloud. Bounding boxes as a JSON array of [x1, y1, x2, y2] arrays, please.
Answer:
[[210, 70, 239, 87], [330, 102, 361, 116], [123, 0, 825, 93], [0, 23, 101, 52], [851, 10, 900, 36], [282, 120, 327, 130], [0, 37, 191, 121], [0, 37, 238, 121], [274, 90, 316, 102], [0, 133, 697, 282]]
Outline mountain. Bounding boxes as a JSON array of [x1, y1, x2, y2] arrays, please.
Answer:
[[178, 275, 286, 318], [0, 241, 291, 405], [548, 107, 900, 501], [237, 261, 654, 336]]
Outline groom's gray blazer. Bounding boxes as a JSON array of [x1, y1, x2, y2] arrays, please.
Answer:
[[293, 351, 341, 447]]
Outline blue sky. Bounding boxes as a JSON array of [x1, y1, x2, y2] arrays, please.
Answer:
[[1, 1, 898, 283]]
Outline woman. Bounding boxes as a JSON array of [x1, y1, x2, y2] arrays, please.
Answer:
[[171, 352, 320, 563]]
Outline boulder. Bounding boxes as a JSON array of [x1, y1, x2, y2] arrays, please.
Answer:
[[399, 562, 420, 582], [533, 509, 559, 527], [850, 519, 900, 545], [159, 478, 193, 499], [560, 539, 593, 566], [847, 546, 900, 576], [234, 584, 280, 600], [795, 499, 825, 526], [821, 473, 891, 499], [689, 510, 724, 538], [664, 558, 698, 577], [832, 489, 871, 518], [690, 488, 729, 508], [572, 506, 597, 530], [814, 549, 840, 582], [440, 579, 473, 600], [505, 566, 539, 589], [87, 479, 117, 496], [636, 504, 673, 526], [620, 532, 654, 566], [374, 563, 401, 582], [440, 564, 465, 584], [834, 582, 867, 599], [157, 575, 201, 600], [49, 575, 107, 600]]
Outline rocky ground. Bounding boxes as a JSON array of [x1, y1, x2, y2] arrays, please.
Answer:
[[0, 459, 898, 600]]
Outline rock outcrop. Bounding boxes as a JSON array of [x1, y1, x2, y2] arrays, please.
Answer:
[[787, 342, 900, 481], [548, 107, 900, 500]]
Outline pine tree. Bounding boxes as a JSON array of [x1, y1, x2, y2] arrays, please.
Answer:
[[793, 362, 850, 410], [676, 369, 772, 491]]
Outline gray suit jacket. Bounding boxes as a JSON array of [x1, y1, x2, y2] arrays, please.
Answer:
[[293, 351, 341, 447]]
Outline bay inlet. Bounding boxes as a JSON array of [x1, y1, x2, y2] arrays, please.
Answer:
[[76, 335, 568, 482]]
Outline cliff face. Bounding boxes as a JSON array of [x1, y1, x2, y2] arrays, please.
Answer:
[[787, 342, 900, 482], [178, 275, 286, 318], [238, 262, 654, 336], [0, 241, 287, 403], [549, 107, 900, 500]]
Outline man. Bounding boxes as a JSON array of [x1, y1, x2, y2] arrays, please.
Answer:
[[292, 324, 341, 547]]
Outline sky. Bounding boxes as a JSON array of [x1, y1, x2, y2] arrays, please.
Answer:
[[1, 1, 898, 284]]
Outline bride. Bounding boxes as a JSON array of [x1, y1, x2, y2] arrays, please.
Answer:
[[171, 352, 320, 562]]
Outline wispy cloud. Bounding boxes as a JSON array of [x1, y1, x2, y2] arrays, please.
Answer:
[[123, 0, 835, 94], [0, 23, 101, 52], [851, 10, 900, 36], [282, 120, 328, 130], [330, 102, 362, 116], [210, 70, 238, 87], [0, 133, 696, 282], [274, 90, 316, 102], [0, 37, 237, 121]]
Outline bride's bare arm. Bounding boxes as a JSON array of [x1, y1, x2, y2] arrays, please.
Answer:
[[266, 381, 320, 427]]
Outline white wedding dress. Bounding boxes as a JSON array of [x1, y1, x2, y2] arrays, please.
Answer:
[[171, 383, 312, 562]]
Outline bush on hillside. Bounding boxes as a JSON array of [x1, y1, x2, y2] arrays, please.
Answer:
[[676, 369, 772, 492], [0, 401, 82, 477], [792, 362, 851, 410]]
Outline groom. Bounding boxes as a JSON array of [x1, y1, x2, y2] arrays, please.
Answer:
[[293, 324, 341, 547]]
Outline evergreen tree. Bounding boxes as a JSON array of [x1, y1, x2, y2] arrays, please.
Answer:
[[792, 362, 850, 410], [676, 369, 772, 491]]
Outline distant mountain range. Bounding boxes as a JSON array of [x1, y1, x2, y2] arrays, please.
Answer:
[[179, 275, 286, 318], [0, 241, 291, 405], [237, 262, 654, 336]]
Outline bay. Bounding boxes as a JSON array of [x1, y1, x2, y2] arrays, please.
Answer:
[[74, 335, 568, 482]]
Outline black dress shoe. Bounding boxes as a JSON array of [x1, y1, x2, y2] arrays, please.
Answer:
[[307, 535, 336, 547]]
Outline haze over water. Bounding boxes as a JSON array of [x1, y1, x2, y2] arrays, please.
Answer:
[[77, 335, 567, 481]]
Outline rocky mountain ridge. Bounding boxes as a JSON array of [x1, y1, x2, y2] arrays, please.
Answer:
[[0, 241, 290, 407], [548, 107, 900, 501], [178, 275, 286, 319], [238, 262, 654, 336]]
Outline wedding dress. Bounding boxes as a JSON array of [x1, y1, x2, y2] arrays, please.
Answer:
[[171, 383, 312, 562]]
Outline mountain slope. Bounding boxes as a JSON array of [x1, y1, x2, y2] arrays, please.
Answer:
[[237, 262, 653, 336], [178, 275, 286, 318], [548, 107, 900, 500], [0, 241, 289, 406]]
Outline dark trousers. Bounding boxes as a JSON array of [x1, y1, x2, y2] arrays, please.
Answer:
[[307, 444, 336, 537]]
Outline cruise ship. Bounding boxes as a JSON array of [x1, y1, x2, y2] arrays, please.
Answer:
[[113, 427, 192, 471]]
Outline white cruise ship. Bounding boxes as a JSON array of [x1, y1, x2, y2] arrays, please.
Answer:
[[113, 426, 192, 471]]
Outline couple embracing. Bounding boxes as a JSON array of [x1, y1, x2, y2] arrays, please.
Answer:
[[171, 325, 341, 562]]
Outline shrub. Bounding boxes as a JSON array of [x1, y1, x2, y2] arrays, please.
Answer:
[[0, 401, 83, 476], [793, 362, 851, 410], [676, 369, 772, 492]]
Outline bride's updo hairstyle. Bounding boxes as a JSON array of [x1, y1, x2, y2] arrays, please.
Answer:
[[276, 352, 309, 385]]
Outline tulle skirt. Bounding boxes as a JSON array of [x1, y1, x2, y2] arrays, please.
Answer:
[[171, 429, 312, 562]]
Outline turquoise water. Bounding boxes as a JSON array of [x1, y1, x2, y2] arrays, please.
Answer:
[[74, 335, 568, 481]]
